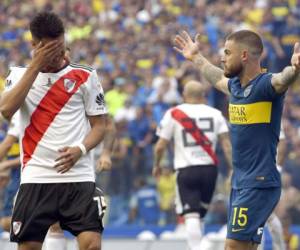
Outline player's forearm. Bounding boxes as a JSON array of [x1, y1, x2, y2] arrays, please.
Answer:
[[0, 66, 39, 120], [102, 116, 116, 155], [5, 158, 20, 169], [0, 144, 13, 161], [277, 139, 287, 166], [219, 134, 233, 170], [83, 116, 106, 152], [273, 66, 300, 93], [192, 53, 224, 87], [0, 136, 17, 161], [281, 65, 300, 85], [154, 144, 165, 167], [223, 145, 233, 170]]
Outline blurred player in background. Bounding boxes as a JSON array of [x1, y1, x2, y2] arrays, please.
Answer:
[[264, 126, 287, 250], [174, 29, 300, 250], [0, 112, 20, 233], [153, 80, 232, 250], [0, 11, 108, 250]]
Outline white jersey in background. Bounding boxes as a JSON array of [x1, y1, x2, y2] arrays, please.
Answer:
[[4, 64, 107, 184], [157, 103, 228, 169], [279, 124, 285, 140]]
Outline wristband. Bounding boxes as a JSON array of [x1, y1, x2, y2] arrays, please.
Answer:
[[77, 143, 87, 155]]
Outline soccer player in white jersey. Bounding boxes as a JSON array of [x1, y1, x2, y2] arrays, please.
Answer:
[[0, 12, 108, 250], [153, 80, 232, 250], [0, 111, 115, 250], [263, 126, 287, 250]]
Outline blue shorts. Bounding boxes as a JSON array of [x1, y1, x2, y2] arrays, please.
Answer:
[[0, 168, 20, 217], [227, 187, 281, 244]]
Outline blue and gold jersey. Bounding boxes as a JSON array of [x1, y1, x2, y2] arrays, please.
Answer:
[[7, 142, 20, 157], [228, 73, 284, 189]]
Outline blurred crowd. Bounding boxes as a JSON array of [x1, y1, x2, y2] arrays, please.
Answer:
[[0, 0, 300, 240]]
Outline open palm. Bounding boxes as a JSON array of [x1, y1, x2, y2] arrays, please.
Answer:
[[174, 31, 200, 61], [291, 42, 300, 71]]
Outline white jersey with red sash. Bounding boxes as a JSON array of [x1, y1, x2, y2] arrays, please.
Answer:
[[4, 64, 107, 184], [156, 103, 228, 170]]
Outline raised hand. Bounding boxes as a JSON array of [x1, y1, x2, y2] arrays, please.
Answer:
[[30, 40, 64, 71], [174, 31, 201, 61], [291, 42, 300, 72]]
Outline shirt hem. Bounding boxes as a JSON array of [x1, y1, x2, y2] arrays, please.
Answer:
[[20, 178, 95, 184]]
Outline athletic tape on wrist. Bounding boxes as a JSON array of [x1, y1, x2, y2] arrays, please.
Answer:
[[78, 143, 87, 155]]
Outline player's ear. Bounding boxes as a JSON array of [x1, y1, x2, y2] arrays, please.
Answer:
[[31, 39, 38, 48], [31, 36, 42, 48], [241, 50, 248, 62]]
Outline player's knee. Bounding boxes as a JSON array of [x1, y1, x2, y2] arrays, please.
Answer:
[[18, 241, 43, 250], [85, 241, 101, 250], [225, 238, 255, 250], [225, 238, 242, 250], [78, 231, 101, 250], [225, 239, 234, 249]]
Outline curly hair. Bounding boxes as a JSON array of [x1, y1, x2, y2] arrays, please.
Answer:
[[29, 11, 64, 40]]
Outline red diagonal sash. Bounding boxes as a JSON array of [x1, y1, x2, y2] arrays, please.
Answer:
[[22, 69, 90, 169], [171, 108, 218, 165]]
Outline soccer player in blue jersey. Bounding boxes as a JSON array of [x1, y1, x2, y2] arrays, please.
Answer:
[[174, 30, 300, 250]]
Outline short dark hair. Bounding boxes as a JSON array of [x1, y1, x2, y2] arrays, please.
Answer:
[[30, 12, 64, 40], [226, 30, 263, 57]]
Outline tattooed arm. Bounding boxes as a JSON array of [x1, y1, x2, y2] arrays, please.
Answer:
[[174, 31, 230, 95], [271, 42, 300, 93], [271, 66, 300, 93], [193, 53, 230, 95]]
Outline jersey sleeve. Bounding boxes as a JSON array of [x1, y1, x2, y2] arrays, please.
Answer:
[[216, 112, 229, 135], [156, 109, 175, 140], [257, 73, 284, 100], [7, 112, 20, 138], [82, 70, 108, 116], [3, 67, 25, 93]]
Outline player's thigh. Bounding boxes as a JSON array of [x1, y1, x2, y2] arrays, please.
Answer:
[[225, 238, 258, 250], [227, 187, 281, 244], [10, 184, 58, 243], [175, 165, 217, 217], [0, 216, 11, 232], [18, 241, 43, 250], [59, 183, 106, 237], [77, 231, 102, 250]]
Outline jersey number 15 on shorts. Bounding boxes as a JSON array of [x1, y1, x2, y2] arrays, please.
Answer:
[[232, 207, 248, 227]]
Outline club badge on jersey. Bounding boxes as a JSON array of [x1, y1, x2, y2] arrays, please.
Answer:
[[63, 78, 77, 93], [12, 221, 22, 235]]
